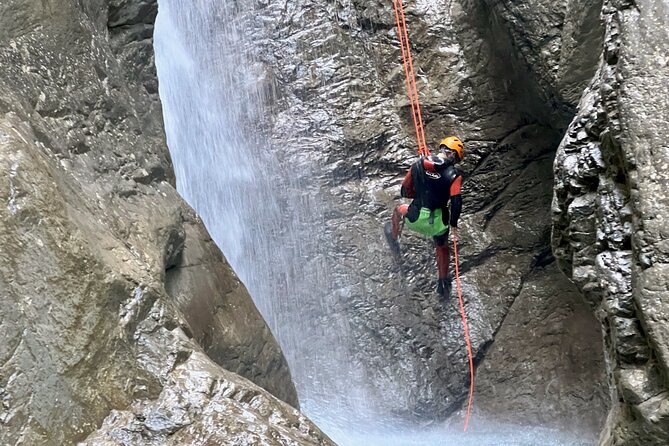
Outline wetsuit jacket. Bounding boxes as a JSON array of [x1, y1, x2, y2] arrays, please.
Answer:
[[400, 158, 463, 227]]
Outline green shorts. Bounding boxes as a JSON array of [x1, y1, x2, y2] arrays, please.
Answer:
[[405, 207, 449, 237]]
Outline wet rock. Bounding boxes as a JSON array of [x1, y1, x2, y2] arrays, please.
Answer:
[[175, 0, 607, 429], [81, 312, 333, 446], [476, 0, 606, 113], [476, 264, 608, 438], [165, 210, 299, 406], [552, 0, 669, 443], [616, 365, 662, 406]]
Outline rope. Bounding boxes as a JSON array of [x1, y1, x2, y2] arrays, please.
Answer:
[[391, 0, 429, 156], [453, 227, 474, 431], [390, 0, 473, 429]]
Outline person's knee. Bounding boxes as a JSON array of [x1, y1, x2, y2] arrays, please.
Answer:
[[395, 204, 409, 217], [434, 231, 449, 246]]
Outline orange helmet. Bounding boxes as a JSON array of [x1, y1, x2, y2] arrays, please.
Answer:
[[439, 136, 464, 161]]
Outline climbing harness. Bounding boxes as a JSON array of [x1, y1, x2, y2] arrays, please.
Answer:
[[390, 1, 475, 431], [391, 0, 429, 156], [453, 228, 475, 431]]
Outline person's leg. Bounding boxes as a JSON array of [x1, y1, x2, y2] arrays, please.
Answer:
[[434, 229, 452, 298], [384, 204, 408, 254], [391, 204, 409, 239]]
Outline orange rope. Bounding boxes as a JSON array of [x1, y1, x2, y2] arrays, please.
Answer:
[[453, 227, 475, 431], [391, 0, 429, 156], [397, 0, 428, 154], [391, 0, 423, 155]]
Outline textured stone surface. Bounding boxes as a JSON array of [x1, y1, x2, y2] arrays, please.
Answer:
[[80, 318, 334, 446], [173, 0, 608, 429], [476, 263, 608, 438], [0, 0, 306, 444], [478, 0, 605, 113], [5, 0, 658, 442], [552, 0, 669, 443]]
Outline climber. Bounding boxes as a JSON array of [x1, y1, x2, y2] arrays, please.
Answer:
[[384, 136, 464, 299]]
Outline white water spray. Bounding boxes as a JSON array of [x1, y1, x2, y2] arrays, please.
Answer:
[[153, 0, 379, 430]]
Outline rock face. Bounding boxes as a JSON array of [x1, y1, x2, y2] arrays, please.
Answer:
[[474, 0, 605, 112], [180, 0, 608, 433], [552, 0, 669, 443], [80, 335, 332, 446], [475, 263, 608, 436], [0, 1, 330, 445], [5, 0, 665, 443]]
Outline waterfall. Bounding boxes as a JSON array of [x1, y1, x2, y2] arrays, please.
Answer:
[[153, 0, 380, 434], [154, 2, 597, 445]]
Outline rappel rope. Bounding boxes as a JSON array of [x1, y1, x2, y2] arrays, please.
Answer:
[[391, 0, 475, 432], [391, 0, 429, 156], [453, 228, 475, 431]]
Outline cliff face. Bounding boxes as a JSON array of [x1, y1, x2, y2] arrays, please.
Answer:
[[0, 1, 336, 445], [552, 0, 669, 443], [191, 0, 608, 433], [3, 0, 666, 443]]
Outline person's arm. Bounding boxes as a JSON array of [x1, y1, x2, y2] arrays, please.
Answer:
[[449, 175, 462, 227], [400, 166, 415, 198]]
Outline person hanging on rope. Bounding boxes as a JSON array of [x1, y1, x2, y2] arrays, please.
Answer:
[[384, 136, 465, 299]]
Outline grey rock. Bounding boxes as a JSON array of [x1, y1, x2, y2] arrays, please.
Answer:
[[7, 0, 665, 442], [552, 0, 669, 443], [80, 310, 334, 446], [476, 263, 608, 438], [476, 0, 605, 114], [616, 364, 662, 406], [165, 211, 298, 405]]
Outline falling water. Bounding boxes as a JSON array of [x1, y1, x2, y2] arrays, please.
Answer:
[[153, 0, 379, 431], [154, 2, 594, 445]]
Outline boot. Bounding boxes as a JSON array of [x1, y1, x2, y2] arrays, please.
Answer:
[[384, 222, 400, 255], [436, 276, 452, 301]]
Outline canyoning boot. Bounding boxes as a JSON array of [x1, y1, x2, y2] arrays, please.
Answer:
[[384, 222, 401, 256], [436, 276, 452, 301]]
